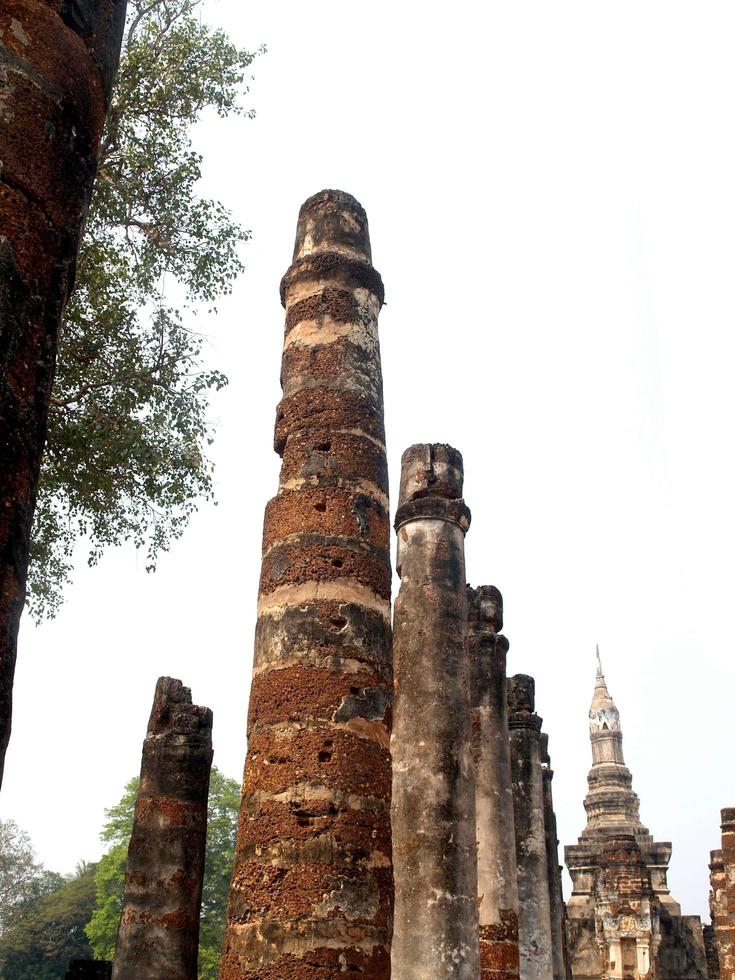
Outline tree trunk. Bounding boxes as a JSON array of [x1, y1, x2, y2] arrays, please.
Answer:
[[0, 0, 127, 785]]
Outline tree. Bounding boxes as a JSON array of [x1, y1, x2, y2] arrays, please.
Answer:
[[0, 0, 126, 786], [0, 820, 63, 936], [0, 865, 97, 979], [28, 0, 261, 620], [86, 767, 239, 978]]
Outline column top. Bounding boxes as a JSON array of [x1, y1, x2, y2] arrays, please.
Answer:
[[395, 443, 471, 532], [293, 189, 372, 263], [467, 584, 504, 633]]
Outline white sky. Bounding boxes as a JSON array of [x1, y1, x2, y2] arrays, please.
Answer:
[[4, 0, 734, 920]]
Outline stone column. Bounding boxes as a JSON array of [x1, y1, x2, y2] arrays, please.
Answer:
[[708, 849, 725, 978], [221, 191, 393, 979], [112, 678, 213, 980], [719, 809, 735, 980], [508, 674, 554, 980], [540, 733, 568, 980], [467, 585, 520, 980], [391, 444, 479, 980]]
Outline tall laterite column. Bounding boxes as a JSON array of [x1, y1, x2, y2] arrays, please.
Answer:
[[508, 674, 554, 980], [113, 677, 212, 980], [467, 585, 520, 980], [221, 191, 393, 979], [391, 444, 479, 980]]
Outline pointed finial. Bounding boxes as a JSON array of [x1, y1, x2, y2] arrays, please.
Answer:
[[596, 644, 603, 679]]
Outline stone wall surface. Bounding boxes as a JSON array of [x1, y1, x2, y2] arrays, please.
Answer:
[[112, 678, 212, 980], [540, 734, 569, 980], [221, 191, 393, 979], [390, 444, 479, 980], [467, 585, 520, 980]]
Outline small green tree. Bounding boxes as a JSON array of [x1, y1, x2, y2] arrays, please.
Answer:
[[0, 865, 96, 979], [28, 0, 263, 618], [86, 768, 239, 978], [0, 819, 63, 937]]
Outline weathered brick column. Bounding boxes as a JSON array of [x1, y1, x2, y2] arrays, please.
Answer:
[[391, 444, 479, 979], [539, 733, 568, 980], [221, 191, 393, 979], [112, 678, 213, 980], [709, 848, 725, 978], [508, 675, 554, 980], [467, 585, 520, 980], [718, 808, 735, 980]]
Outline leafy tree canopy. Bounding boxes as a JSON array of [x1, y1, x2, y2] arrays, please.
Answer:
[[0, 819, 63, 937], [28, 0, 262, 619], [86, 767, 239, 979], [0, 865, 96, 979]]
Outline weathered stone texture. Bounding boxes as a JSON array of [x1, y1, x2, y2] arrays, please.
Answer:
[[112, 678, 213, 980], [540, 734, 569, 980], [0, 0, 126, 786], [717, 809, 735, 980], [467, 585, 520, 980], [508, 674, 554, 980], [391, 444, 479, 980], [709, 849, 725, 978], [221, 191, 393, 979]]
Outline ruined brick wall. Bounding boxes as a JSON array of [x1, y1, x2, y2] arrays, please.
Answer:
[[112, 678, 212, 980], [467, 585, 520, 980], [221, 191, 393, 979], [540, 734, 569, 980]]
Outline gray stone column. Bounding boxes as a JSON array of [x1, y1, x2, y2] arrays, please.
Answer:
[[467, 585, 520, 980], [113, 677, 213, 980], [540, 733, 568, 980], [508, 674, 554, 980], [391, 444, 479, 980]]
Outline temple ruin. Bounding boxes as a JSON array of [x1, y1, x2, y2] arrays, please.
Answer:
[[564, 653, 709, 980], [91, 191, 732, 979]]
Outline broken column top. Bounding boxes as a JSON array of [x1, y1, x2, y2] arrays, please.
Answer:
[[467, 584, 504, 633], [508, 673, 543, 731], [292, 189, 371, 263], [395, 443, 471, 533], [147, 676, 213, 738]]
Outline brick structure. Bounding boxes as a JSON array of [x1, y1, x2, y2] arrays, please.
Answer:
[[565, 653, 708, 979], [508, 674, 554, 980], [221, 191, 394, 978], [540, 733, 569, 980], [390, 444, 479, 979], [716, 809, 735, 980], [112, 678, 212, 980], [467, 585, 520, 980]]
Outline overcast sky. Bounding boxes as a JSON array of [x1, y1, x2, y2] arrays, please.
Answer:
[[4, 0, 734, 919]]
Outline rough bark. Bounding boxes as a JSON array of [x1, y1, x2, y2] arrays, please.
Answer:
[[221, 191, 393, 979], [467, 584, 520, 980], [112, 677, 213, 980], [0, 0, 126, 785], [391, 443, 479, 980], [508, 674, 554, 980]]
